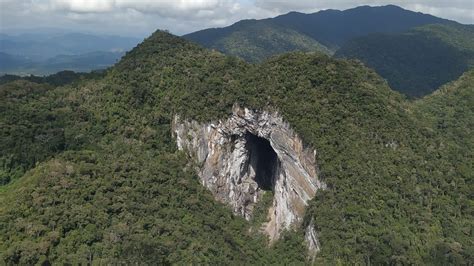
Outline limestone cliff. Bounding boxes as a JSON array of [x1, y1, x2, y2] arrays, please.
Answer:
[[172, 104, 324, 250]]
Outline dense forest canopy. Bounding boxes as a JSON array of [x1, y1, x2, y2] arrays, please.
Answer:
[[0, 30, 472, 265], [188, 20, 331, 63], [336, 23, 474, 97]]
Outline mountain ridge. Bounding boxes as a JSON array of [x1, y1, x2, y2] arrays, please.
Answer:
[[185, 5, 454, 53]]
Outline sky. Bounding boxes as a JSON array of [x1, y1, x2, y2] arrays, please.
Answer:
[[1, 0, 473, 37]]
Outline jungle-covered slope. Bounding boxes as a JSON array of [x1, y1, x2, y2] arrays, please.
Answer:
[[185, 20, 330, 63], [335, 23, 474, 97], [0, 31, 472, 265]]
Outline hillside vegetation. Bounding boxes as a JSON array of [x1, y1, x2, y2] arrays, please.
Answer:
[[336, 23, 474, 97], [0, 71, 105, 185], [189, 20, 330, 62], [0, 31, 472, 264]]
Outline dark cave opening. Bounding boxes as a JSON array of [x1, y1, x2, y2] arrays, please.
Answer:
[[245, 132, 279, 191]]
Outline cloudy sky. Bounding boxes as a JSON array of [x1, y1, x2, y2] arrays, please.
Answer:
[[1, 0, 473, 37]]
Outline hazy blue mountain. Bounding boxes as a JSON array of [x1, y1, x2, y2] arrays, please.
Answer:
[[0, 51, 124, 75], [0, 32, 139, 61], [0, 31, 140, 75], [42, 51, 124, 71], [0, 52, 32, 69]]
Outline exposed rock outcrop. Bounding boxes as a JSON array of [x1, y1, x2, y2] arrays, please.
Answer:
[[172, 104, 325, 245], [305, 219, 321, 261]]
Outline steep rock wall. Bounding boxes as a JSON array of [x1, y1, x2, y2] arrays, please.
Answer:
[[172, 104, 324, 245]]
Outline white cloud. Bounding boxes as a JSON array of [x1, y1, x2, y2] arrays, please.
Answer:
[[116, 0, 222, 12], [405, 3, 474, 23], [51, 0, 115, 13], [47, 0, 237, 17]]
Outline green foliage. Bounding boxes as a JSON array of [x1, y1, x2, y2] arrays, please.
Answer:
[[0, 70, 106, 86], [208, 21, 331, 62], [0, 81, 66, 184], [0, 31, 472, 264], [0, 70, 105, 185], [250, 191, 274, 226], [335, 23, 474, 98], [1, 147, 298, 264], [410, 70, 474, 265]]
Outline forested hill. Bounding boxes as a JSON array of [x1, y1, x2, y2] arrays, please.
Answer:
[[0, 31, 472, 264], [184, 5, 451, 56], [269, 5, 451, 48], [180, 20, 330, 62], [335, 23, 474, 97], [412, 69, 474, 160]]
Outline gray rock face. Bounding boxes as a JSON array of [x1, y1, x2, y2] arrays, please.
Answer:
[[172, 104, 325, 244], [305, 219, 321, 261]]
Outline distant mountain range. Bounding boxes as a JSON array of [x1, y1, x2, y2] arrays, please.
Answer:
[[0, 51, 125, 75], [0, 32, 140, 75], [184, 5, 474, 97]]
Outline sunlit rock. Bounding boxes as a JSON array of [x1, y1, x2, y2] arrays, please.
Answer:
[[173, 104, 325, 250]]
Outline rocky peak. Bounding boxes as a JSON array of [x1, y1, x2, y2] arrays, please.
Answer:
[[172, 104, 324, 248]]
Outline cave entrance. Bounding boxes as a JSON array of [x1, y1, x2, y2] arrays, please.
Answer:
[[245, 132, 279, 191]]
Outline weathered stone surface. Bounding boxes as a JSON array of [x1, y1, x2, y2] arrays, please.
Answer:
[[172, 104, 325, 246], [305, 219, 321, 261]]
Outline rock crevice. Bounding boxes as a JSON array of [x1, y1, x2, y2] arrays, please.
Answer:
[[172, 104, 325, 244]]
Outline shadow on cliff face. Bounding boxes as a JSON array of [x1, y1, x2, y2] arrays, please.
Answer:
[[245, 132, 279, 192], [173, 105, 322, 245]]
